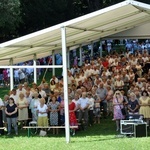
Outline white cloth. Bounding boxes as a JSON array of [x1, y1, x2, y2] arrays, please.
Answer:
[[88, 97, 94, 110], [0, 98, 4, 107], [37, 104, 48, 117]]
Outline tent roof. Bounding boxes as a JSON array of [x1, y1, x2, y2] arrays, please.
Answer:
[[104, 22, 150, 39], [0, 0, 150, 65]]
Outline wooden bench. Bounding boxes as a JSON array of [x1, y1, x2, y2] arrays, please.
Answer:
[[0, 127, 5, 130], [23, 126, 78, 137]]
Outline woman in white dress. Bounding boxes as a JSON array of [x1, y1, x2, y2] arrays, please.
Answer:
[[17, 92, 28, 128]]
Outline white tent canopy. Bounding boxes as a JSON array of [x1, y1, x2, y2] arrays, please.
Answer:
[[104, 22, 150, 39], [0, 0, 150, 65]]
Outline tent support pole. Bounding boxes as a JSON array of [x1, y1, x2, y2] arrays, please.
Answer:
[[9, 58, 14, 90], [79, 45, 82, 66], [33, 54, 37, 83], [67, 48, 70, 69], [61, 26, 70, 143], [52, 50, 55, 76], [91, 41, 94, 57], [100, 40, 102, 58]]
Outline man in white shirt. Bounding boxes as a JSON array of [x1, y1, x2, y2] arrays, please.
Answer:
[[14, 69, 20, 85], [16, 84, 26, 97], [10, 89, 19, 104], [87, 92, 94, 126], [38, 86, 47, 98], [78, 92, 89, 130], [114, 77, 124, 91], [67, 72, 74, 85], [18, 69, 25, 84]]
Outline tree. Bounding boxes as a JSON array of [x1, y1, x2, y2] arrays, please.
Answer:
[[0, 0, 21, 42], [19, 0, 75, 35], [1, 0, 150, 42]]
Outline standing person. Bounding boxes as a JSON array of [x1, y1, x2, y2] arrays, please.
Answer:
[[139, 90, 150, 125], [72, 94, 79, 120], [3, 69, 8, 86], [5, 98, 18, 135], [10, 89, 18, 104], [113, 91, 124, 131], [2, 95, 9, 128], [114, 76, 124, 91], [69, 97, 78, 136], [135, 61, 143, 78], [25, 91, 32, 125], [48, 96, 60, 134], [106, 85, 114, 117], [16, 84, 26, 97], [128, 92, 139, 115], [43, 83, 51, 104], [96, 82, 108, 119], [17, 92, 28, 128], [38, 86, 47, 98], [37, 98, 48, 127], [59, 94, 65, 126], [93, 94, 101, 124], [49, 80, 56, 92], [30, 92, 40, 121], [0, 98, 4, 135], [87, 92, 94, 126], [107, 41, 112, 54], [18, 69, 25, 84], [78, 92, 89, 130]]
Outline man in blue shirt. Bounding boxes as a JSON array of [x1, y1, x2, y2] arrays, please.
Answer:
[[78, 92, 89, 130], [96, 83, 108, 119]]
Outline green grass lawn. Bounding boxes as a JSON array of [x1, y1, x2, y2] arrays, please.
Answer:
[[0, 118, 150, 150]]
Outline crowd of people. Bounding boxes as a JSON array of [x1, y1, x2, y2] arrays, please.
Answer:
[[0, 43, 150, 136], [0, 56, 53, 86]]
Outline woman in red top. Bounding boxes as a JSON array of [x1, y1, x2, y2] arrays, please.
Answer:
[[69, 97, 78, 136], [102, 58, 109, 68]]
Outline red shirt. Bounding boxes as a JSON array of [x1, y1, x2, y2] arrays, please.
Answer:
[[102, 61, 109, 68]]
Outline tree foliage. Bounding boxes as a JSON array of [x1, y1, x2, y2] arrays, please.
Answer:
[[0, 0, 21, 42], [0, 0, 150, 42], [19, 0, 75, 35]]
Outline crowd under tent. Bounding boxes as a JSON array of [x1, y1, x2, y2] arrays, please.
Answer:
[[0, 0, 150, 143]]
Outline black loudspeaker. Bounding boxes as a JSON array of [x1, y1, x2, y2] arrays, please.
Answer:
[[120, 120, 147, 137], [134, 124, 147, 137]]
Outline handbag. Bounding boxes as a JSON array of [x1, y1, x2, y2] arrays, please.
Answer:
[[39, 130, 47, 136], [121, 107, 126, 116]]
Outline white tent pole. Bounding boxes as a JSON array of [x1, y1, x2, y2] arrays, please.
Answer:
[[61, 26, 70, 143], [52, 50, 55, 76], [67, 49, 70, 69], [0, 65, 62, 69], [33, 54, 37, 83], [91, 42, 93, 57], [79, 45, 82, 66], [100, 40, 102, 58], [9, 58, 14, 90]]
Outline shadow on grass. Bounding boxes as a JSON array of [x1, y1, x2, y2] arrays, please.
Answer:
[[1, 117, 149, 140], [1, 118, 118, 139]]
